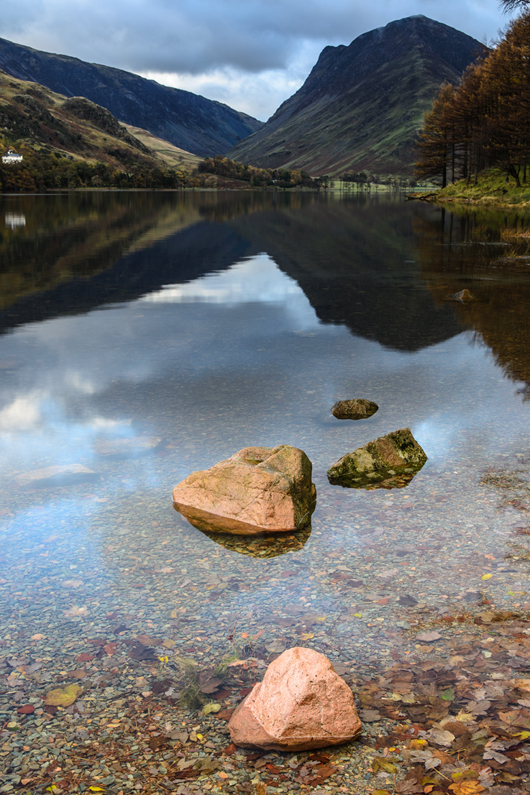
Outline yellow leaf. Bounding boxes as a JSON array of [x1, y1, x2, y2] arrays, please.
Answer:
[[372, 757, 397, 774], [89, 789, 104, 792], [481, 573, 493, 580], [301, 632, 314, 640], [353, 613, 362, 618], [514, 731, 530, 739], [315, 616, 326, 622], [449, 781, 485, 795], [45, 683, 82, 707]]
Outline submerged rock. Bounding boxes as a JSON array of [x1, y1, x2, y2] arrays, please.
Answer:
[[448, 289, 474, 302], [186, 522, 311, 558], [331, 398, 378, 420], [229, 647, 362, 751], [15, 464, 99, 488], [172, 444, 316, 535], [327, 427, 427, 490]]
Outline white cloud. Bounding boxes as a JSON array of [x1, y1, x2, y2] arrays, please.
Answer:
[[0, 395, 41, 430]]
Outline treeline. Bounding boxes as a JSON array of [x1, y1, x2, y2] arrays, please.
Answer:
[[340, 171, 417, 188], [0, 146, 187, 192], [197, 156, 316, 188], [416, 12, 530, 187], [0, 148, 324, 192]]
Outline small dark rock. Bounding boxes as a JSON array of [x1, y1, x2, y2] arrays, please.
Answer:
[[331, 399, 379, 420]]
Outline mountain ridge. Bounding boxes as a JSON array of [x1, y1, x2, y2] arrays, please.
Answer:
[[0, 36, 262, 157], [229, 16, 487, 176]]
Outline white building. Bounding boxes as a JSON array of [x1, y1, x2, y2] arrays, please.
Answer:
[[2, 149, 23, 164]]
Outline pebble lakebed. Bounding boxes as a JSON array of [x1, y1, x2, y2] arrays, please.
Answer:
[[0, 435, 530, 795]]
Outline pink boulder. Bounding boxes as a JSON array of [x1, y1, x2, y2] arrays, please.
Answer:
[[172, 445, 316, 535], [228, 647, 362, 751]]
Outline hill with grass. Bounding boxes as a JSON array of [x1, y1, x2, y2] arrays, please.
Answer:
[[0, 70, 193, 190], [229, 15, 486, 177], [0, 36, 262, 158]]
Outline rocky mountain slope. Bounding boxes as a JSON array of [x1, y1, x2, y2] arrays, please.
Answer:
[[0, 37, 262, 157], [229, 16, 486, 176]]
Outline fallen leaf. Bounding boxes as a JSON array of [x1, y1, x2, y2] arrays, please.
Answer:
[[202, 703, 221, 715], [45, 684, 82, 707], [301, 632, 314, 640], [67, 669, 86, 679], [373, 757, 397, 774], [481, 574, 493, 581], [449, 782, 485, 795]]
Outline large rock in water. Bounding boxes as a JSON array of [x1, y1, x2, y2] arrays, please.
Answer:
[[172, 445, 316, 535], [228, 647, 362, 751], [327, 427, 427, 489], [331, 398, 378, 420]]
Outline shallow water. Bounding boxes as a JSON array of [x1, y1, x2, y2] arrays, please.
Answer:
[[0, 190, 530, 682]]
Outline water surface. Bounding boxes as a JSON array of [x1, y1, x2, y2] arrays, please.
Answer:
[[1, 190, 530, 681]]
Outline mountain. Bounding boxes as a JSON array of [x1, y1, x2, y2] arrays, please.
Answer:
[[229, 15, 486, 176], [0, 37, 262, 157], [0, 69, 166, 170]]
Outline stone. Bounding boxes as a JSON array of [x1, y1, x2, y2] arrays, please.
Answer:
[[327, 427, 427, 490], [15, 464, 99, 487], [173, 445, 316, 535], [331, 398, 378, 420], [448, 288, 474, 302], [228, 647, 362, 751]]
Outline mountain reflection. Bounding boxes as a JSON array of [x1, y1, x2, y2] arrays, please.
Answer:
[[0, 191, 464, 353], [2, 192, 530, 382]]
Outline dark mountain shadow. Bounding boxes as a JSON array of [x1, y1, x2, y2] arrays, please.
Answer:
[[227, 195, 463, 351]]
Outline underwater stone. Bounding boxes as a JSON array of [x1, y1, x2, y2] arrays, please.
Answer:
[[448, 288, 474, 302], [331, 398, 378, 420], [327, 427, 427, 489], [228, 647, 362, 751], [172, 444, 316, 535]]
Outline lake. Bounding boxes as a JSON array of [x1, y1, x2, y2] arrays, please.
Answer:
[[1, 190, 530, 791]]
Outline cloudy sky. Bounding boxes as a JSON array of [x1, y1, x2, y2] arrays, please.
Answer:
[[1, 0, 516, 120]]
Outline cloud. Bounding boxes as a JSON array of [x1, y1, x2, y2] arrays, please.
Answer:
[[0, 0, 513, 119]]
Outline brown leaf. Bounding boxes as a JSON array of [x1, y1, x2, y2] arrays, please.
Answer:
[[128, 643, 157, 662], [68, 669, 86, 679], [77, 653, 94, 662]]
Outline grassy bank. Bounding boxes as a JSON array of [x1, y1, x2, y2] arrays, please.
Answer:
[[429, 168, 530, 208]]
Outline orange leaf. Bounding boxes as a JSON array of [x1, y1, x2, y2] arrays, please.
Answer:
[[218, 771, 229, 779], [241, 632, 249, 639], [449, 782, 486, 795]]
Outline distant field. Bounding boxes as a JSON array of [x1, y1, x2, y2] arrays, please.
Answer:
[[124, 125, 201, 172]]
